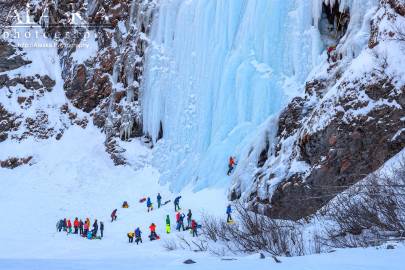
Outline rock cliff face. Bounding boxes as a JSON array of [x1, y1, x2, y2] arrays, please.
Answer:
[[231, 0, 405, 220], [1, 0, 155, 165]]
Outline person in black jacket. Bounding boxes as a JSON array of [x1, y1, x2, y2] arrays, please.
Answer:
[[57, 219, 63, 232], [100, 222, 104, 238], [92, 219, 98, 237], [79, 219, 84, 235], [62, 218, 67, 231]]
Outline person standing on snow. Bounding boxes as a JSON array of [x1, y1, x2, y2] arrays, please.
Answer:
[[111, 209, 117, 222], [135, 227, 142, 244], [226, 204, 233, 223], [67, 219, 72, 234], [92, 219, 98, 237], [73, 218, 79, 234], [79, 219, 84, 235], [174, 196, 182, 211], [147, 197, 153, 212], [83, 221, 89, 236], [178, 213, 186, 231], [191, 220, 198, 237], [227, 156, 236, 175], [57, 219, 63, 232], [157, 193, 162, 208], [175, 211, 181, 231], [166, 215, 171, 234], [100, 222, 104, 238], [62, 218, 67, 231], [186, 209, 192, 229]]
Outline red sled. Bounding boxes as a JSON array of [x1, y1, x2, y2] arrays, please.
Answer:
[[156, 235, 160, 240], [139, 197, 146, 203]]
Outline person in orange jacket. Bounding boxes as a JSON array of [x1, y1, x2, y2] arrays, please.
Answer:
[[227, 156, 236, 175], [73, 218, 79, 234], [67, 219, 72, 234]]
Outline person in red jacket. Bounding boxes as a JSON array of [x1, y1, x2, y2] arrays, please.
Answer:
[[149, 223, 158, 240], [327, 45, 337, 63], [111, 209, 117, 222], [67, 219, 72, 234], [73, 218, 79, 234], [227, 156, 236, 175], [191, 220, 198, 237]]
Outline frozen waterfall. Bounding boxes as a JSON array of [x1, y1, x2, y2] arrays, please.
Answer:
[[141, 0, 375, 191]]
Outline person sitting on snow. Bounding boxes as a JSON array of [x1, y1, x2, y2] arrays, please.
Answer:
[[149, 223, 158, 240], [122, 201, 129, 208]]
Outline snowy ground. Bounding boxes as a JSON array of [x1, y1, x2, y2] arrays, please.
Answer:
[[0, 125, 404, 269]]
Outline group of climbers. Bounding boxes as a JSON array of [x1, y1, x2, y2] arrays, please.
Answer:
[[56, 192, 233, 245], [57, 217, 104, 240], [174, 209, 199, 237]]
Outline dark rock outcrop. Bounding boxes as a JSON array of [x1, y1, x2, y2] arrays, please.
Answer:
[[0, 41, 32, 72], [0, 156, 33, 169]]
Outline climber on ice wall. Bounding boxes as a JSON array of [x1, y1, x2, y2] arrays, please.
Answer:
[[227, 156, 237, 175]]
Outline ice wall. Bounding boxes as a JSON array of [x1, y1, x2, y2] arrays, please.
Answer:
[[141, 0, 372, 191]]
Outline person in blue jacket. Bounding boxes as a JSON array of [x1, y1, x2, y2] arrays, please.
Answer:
[[174, 196, 181, 211], [147, 197, 153, 212], [226, 204, 232, 223], [135, 227, 142, 245], [157, 193, 162, 208]]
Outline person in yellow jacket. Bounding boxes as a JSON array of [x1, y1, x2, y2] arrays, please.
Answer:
[[127, 231, 134, 243], [165, 215, 171, 234]]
